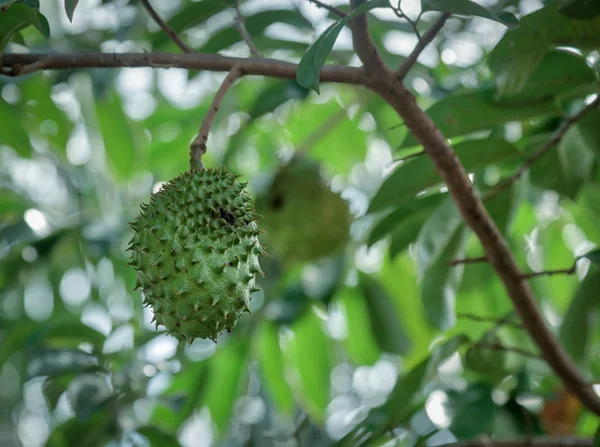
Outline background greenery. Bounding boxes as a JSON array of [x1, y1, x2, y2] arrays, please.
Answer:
[[1, 0, 600, 446]]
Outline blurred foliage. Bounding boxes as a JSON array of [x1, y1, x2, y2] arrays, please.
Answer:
[[1, 0, 600, 446]]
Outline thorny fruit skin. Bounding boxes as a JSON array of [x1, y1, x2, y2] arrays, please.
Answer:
[[127, 168, 265, 343], [257, 155, 352, 263]]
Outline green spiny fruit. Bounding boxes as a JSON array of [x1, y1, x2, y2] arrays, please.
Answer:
[[127, 168, 265, 343], [256, 155, 352, 263]]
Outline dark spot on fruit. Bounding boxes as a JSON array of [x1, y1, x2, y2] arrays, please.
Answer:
[[228, 262, 234, 267], [271, 194, 284, 210], [219, 208, 235, 225]]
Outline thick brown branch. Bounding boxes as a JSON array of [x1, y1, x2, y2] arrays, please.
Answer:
[[349, 0, 388, 73], [486, 95, 600, 199], [190, 65, 243, 170], [396, 13, 450, 79], [307, 0, 346, 17], [442, 438, 594, 447], [0, 52, 367, 84], [234, 0, 262, 57], [139, 0, 192, 53], [369, 74, 600, 416]]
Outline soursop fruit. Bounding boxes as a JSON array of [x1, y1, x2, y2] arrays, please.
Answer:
[[127, 168, 264, 343], [256, 155, 351, 263]]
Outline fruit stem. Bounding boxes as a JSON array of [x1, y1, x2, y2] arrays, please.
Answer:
[[190, 64, 244, 170]]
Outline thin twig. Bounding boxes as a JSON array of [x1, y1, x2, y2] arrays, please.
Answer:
[[485, 95, 600, 200], [391, 150, 425, 164], [306, 0, 346, 17], [473, 342, 541, 359], [522, 263, 578, 280], [190, 65, 243, 170], [393, 1, 420, 39], [234, 0, 262, 57], [457, 312, 523, 329], [139, 0, 192, 53], [448, 255, 487, 266], [396, 13, 450, 79]]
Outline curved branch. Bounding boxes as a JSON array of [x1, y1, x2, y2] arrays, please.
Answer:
[[396, 12, 450, 79], [486, 94, 600, 200], [349, 0, 388, 73], [369, 74, 600, 416], [190, 65, 243, 170], [0, 52, 367, 84], [139, 0, 192, 53]]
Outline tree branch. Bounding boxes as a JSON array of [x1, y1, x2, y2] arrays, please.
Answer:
[[485, 95, 600, 200], [190, 65, 243, 170], [349, 0, 388, 73], [522, 262, 578, 280], [139, 0, 192, 53], [234, 0, 262, 57], [396, 13, 450, 79], [369, 74, 600, 416], [0, 52, 367, 84], [306, 0, 346, 17]]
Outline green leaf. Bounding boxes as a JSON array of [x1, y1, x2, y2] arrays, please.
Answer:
[[46, 407, 116, 447], [255, 322, 295, 415], [360, 273, 412, 356], [558, 269, 600, 362], [64, 0, 79, 21], [138, 427, 181, 447], [576, 107, 600, 162], [464, 332, 509, 379], [485, 183, 520, 234], [342, 334, 470, 445], [530, 123, 595, 199], [444, 383, 498, 439], [389, 210, 432, 258], [420, 227, 468, 330], [202, 339, 250, 433], [21, 77, 74, 156], [0, 4, 49, 51], [27, 349, 102, 380], [559, 0, 600, 20], [95, 91, 138, 181], [282, 306, 333, 423], [416, 197, 463, 277], [583, 249, 600, 263], [594, 424, 600, 447], [422, 0, 519, 28], [150, 361, 209, 433], [488, 7, 600, 95], [401, 50, 597, 147], [337, 288, 381, 366], [367, 193, 445, 246], [67, 373, 115, 421], [371, 138, 521, 212], [296, 0, 388, 92]]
